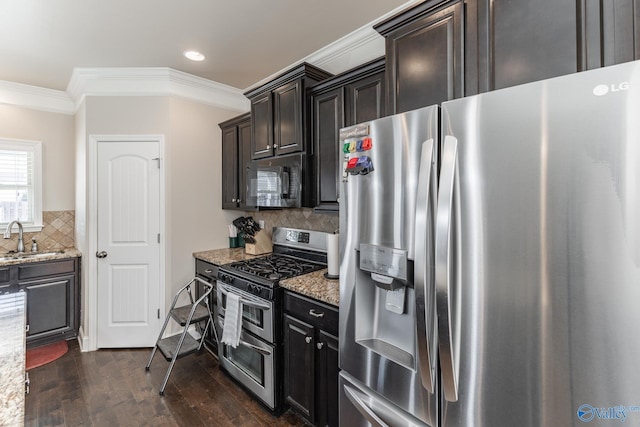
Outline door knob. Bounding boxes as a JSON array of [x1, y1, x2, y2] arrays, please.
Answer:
[[96, 251, 108, 258]]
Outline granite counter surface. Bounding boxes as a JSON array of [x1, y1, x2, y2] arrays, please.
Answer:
[[194, 248, 339, 307], [193, 248, 262, 266], [0, 291, 26, 426], [0, 247, 81, 267], [280, 269, 339, 307]]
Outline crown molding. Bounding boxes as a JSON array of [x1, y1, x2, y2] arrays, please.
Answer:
[[243, 0, 422, 93], [306, 26, 385, 73], [67, 67, 249, 112], [0, 80, 75, 114], [244, 25, 386, 93], [0, 68, 249, 115]]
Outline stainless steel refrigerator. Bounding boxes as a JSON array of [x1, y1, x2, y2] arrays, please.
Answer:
[[339, 59, 640, 426], [339, 104, 440, 427]]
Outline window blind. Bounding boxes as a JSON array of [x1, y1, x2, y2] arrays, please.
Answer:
[[0, 148, 34, 224]]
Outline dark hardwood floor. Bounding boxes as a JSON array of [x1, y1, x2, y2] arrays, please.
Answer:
[[25, 340, 307, 426]]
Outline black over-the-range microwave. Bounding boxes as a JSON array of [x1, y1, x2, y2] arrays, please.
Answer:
[[246, 154, 310, 208]]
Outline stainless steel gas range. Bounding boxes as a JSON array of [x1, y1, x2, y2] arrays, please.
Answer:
[[216, 227, 329, 412]]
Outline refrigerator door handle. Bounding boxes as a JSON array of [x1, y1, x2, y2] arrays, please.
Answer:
[[343, 384, 390, 427], [435, 135, 461, 402], [413, 138, 437, 393]]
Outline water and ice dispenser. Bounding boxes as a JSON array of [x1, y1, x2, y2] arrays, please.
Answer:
[[354, 243, 416, 369]]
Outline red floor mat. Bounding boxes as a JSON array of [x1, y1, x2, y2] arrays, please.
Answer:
[[26, 340, 68, 370]]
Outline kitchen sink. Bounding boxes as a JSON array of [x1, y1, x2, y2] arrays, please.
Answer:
[[0, 250, 65, 261]]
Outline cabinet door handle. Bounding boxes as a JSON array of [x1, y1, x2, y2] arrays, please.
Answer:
[[317, 342, 324, 350], [266, 145, 271, 149], [231, 198, 237, 203], [305, 336, 312, 344], [236, 199, 241, 203], [309, 308, 324, 318], [274, 144, 278, 149]]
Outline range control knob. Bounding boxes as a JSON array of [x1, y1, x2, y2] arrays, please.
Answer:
[[220, 274, 234, 284]]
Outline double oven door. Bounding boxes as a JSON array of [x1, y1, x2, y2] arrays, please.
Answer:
[[217, 281, 274, 341], [216, 280, 278, 410]]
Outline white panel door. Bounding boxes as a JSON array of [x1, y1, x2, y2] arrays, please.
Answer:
[[97, 140, 161, 348]]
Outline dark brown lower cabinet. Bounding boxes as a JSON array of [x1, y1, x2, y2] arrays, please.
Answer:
[[16, 257, 80, 347], [284, 291, 339, 427], [194, 258, 218, 354], [316, 330, 339, 427]]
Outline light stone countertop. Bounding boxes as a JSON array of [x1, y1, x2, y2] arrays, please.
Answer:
[[0, 247, 81, 267], [193, 247, 261, 266], [193, 248, 339, 307], [0, 291, 26, 426], [280, 269, 339, 307]]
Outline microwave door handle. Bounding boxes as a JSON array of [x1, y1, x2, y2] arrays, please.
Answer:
[[218, 283, 271, 311], [413, 138, 437, 393], [282, 169, 289, 197], [436, 135, 462, 402]]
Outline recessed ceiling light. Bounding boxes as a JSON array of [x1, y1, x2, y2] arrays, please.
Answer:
[[184, 50, 205, 62]]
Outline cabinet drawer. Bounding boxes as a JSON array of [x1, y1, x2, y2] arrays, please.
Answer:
[[18, 259, 76, 280], [284, 291, 338, 336], [0, 267, 10, 284], [195, 259, 217, 282]]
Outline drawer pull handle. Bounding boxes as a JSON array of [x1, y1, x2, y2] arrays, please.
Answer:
[[317, 342, 324, 350], [309, 309, 324, 318], [305, 336, 312, 344], [204, 269, 213, 274]]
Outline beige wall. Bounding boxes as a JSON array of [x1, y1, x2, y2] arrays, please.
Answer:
[[0, 103, 75, 210], [76, 95, 241, 345], [168, 97, 242, 289]]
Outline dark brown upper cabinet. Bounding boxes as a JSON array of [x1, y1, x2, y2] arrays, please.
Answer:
[[375, 0, 464, 114], [245, 63, 332, 160], [582, 0, 640, 69], [219, 112, 253, 210], [310, 58, 385, 213], [376, 0, 640, 113], [477, 0, 639, 91], [249, 93, 272, 159]]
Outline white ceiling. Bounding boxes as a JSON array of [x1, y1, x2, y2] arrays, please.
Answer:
[[0, 0, 414, 92]]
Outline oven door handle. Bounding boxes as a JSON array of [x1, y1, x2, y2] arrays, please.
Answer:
[[216, 317, 273, 356], [218, 282, 271, 311], [240, 340, 272, 356]]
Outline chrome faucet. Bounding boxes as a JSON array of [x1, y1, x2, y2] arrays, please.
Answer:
[[3, 220, 25, 253]]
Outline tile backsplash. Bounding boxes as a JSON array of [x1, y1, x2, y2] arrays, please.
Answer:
[[0, 210, 75, 253], [246, 208, 339, 235]]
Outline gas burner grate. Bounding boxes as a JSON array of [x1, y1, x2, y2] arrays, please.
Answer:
[[226, 254, 324, 282]]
